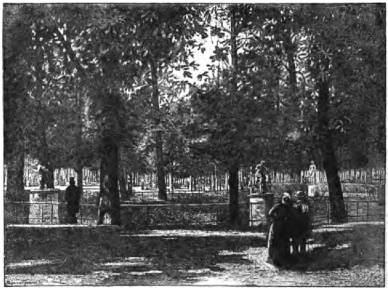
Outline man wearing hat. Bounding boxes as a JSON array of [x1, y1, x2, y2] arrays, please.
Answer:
[[65, 177, 81, 224], [290, 191, 312, 256]]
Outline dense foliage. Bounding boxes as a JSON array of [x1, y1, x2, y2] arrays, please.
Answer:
[[3, 3, 385, 223]]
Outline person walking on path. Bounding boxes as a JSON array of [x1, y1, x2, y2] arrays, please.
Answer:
[[267, 193, 293, 267], [65, 177, 81, 224]]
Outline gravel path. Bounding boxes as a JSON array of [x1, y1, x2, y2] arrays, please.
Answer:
[[5, 225, 385, 286]]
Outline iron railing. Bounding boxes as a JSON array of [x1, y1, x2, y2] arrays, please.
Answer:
[[248, 198, 384, 227], [4, 198, 384, 227], [4, 201, 244, 226]]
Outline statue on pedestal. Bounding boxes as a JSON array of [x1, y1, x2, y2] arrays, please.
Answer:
[[31, 163, 48, 190], [255, 160, 269, 194], [308, 160, 317, 184]]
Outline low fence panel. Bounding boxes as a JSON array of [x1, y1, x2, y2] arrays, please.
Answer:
[[4, 196, 384, 227]]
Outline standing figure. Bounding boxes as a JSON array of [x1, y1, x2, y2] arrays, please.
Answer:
[[97, 175, 112, 225], [255, 160, 269, 194], [267, 193, 293, 267], [65, 177, 81, 224], [308, 161, 317, 184], [290, 191, 312, 257]]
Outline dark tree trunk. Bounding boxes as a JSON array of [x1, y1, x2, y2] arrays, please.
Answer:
[[119, 166, 129, 201], [46, 166, 54, 189], [149, 57, 167, 200], [75, 163, 83, 196], [284, 39, 297, 93], [100, 136, 121, 225], [34, 60, 54, 189], [169, 171, 174, 193], [97, 162, 105, 207], [127, 172, 133, 197], [284, 20, 303, 184], [228, 164, 240, 227], [228, 6, 240, 227], [41, 131, 54, 189], [75, 90, 83, 196], [317, 80, 347, 223], [6, 151, 25, 201]]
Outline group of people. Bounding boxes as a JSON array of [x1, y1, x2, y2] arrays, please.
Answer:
[[267, 191, 312, 268]]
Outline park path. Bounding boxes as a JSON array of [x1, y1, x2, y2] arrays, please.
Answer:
[[5, 245, 383, 287], [5, 224, 384, 287]]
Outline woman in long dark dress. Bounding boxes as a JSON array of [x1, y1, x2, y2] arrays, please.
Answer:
[[267, 193, 293, 267]]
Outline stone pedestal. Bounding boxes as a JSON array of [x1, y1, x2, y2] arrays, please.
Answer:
[[29, 189, 60, 224], [308, 185, 319, 197], [248, 193, 274, 227], [378, 184, 385, 206], [248, 195, 264, 227], [300, 182, 309, 193]]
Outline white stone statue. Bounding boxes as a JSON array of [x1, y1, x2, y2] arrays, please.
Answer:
[[308, 160, 317, 184]]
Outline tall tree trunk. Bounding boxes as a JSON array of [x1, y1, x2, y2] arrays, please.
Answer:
[[97, 89, 123, 226], [169, 171, 174, 193], [317, 80, 347, 223], [375, 4, 386, 160], [127, 172, 133, 197], [41, 128, 54, 189], [228, 6, 240, 227], [98, 162, 106, 206], [56, 33, 86, 194], [284, 38, 297, 93], [119, 165, 129, 200], [149, 57, 167, 200], [75, 163, 83, 196], [6, 150, 25, 201], [100, 136, 121, 225], [46, 167, 54, 189], [283, 21, 303, 183], [75, 89, 83, 195], [275, 59, 281, 115], [228, 164, 240, 227], [33, 58, 54, 189]]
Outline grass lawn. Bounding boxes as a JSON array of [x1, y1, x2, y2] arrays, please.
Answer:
[[4, 222, 384, 286]]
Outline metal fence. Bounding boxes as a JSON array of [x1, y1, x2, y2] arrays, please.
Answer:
[[312, 197, 385, 225], [248, 198, 384, 227], [4, 201, 248, 227], [4, 202, 96, 225], [4, 197, 384, 228], [123, 190, 232, 204], [121, 203, 243, 227]]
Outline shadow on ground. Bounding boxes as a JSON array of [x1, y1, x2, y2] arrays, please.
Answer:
[[5, 226, 266, 285], [4, 222, 384, 286]]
